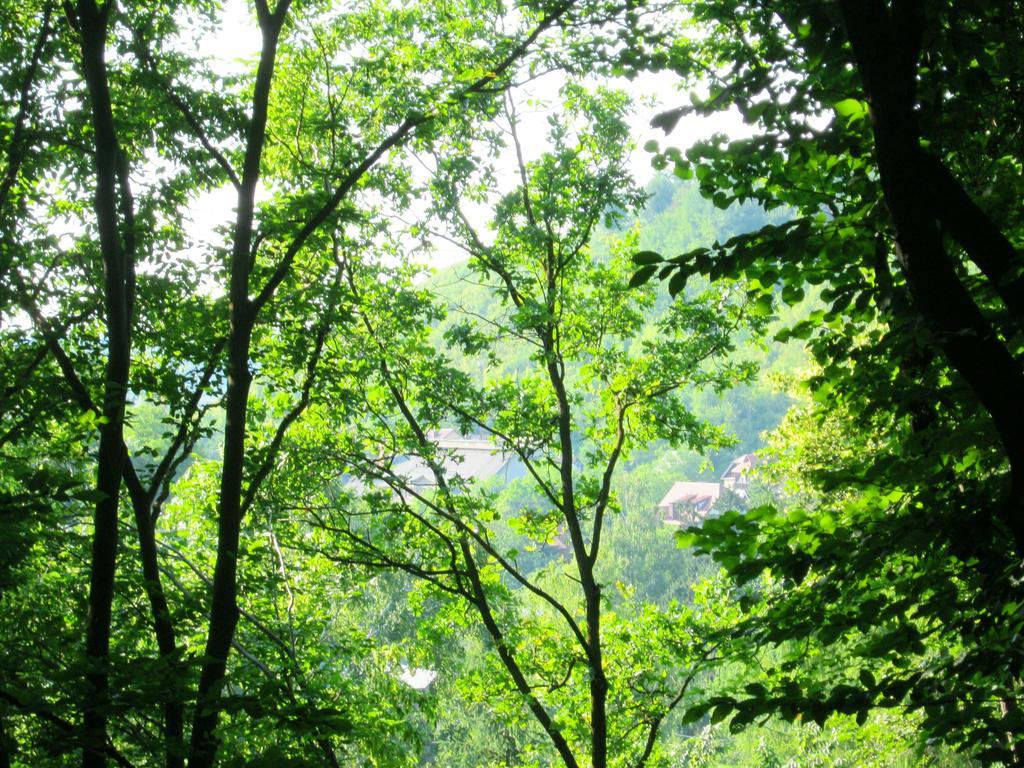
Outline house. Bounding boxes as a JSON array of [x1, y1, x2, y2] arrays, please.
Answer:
[[389, 429, 526, 489], [721, 453, 759, 498], [656, 481, 721, 526]]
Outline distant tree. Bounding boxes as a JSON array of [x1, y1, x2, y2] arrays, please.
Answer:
[[278, 87, 767, 768]]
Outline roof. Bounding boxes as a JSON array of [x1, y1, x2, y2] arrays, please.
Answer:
[[657, 481, 722, 509], [722, 453, 759, 480], [391, 430, 521, 486]]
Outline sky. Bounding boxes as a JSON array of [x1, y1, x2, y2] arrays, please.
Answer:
[[183, 0, 748, 271]]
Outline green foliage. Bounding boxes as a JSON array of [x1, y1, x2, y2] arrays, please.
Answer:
[[262, 86, 773, 768], [626, 1, 1024, 764], [677, 713, 976, 768], [5, 0, 1005, 764], [2, 0, 666, 764]]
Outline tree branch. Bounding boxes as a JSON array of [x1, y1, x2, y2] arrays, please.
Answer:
[[128, 29, 241, 191], [251, 2, 573, 315]]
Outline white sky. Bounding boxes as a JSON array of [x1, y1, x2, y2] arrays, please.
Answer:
[[183, 0, 748, 271]]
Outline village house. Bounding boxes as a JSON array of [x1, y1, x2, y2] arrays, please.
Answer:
[[389, 428, 526, 488], [721, 452, 759, 498], [656, 453, 762, 526], [656, 481, 721, 527]]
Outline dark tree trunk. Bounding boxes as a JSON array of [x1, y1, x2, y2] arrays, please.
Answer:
[[186, 6, 288, 765], [544, 338, 608, 768], [73, 2, 133, 765], [124, 471, 184, 768], [839, 0, 1024, 555], [186, 315, 253, 768], [585, 584, 608, 768]]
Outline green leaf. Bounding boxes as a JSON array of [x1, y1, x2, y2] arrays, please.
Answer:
[[710, 703, 732, 724], [668, 270, 688, 297], [781, 284, 805, 305], [675, 530, 700, 548], [751, 293, 774, 316], [744, 682, 768, 697], [834, 98, 868, 122], [681, 703, 710, 724], [632, 250, 663, 266], [629, 265, 658, 288]]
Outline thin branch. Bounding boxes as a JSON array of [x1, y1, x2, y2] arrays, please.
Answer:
[[459, 537, 582, 768], [506, 93, 539, 229], [339, 263, 592, 711], [588, 399, 628, 565], [454, 204, 527, 308], [322, 460, 466, 583], [443, 401, 562, 511], [0, 688, 135, 768], [507, 97, 559, 278], [267, 511, 297, 659], [345, 452, 590, 650], [146, 337, 226, 507], [158, 560, 276, 680], [158, 540, 295, 662], [251, 115, 422, 313], [343, 270, 590, 649], [306, 511, 470, 599], [0, 1, 53, 213], [633, 642, 721, 768], [128, 27, 241, 190], [250, 2, 572, 314], [240, 284, 336, 517]]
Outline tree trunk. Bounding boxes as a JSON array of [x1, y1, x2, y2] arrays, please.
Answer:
[[124, 471, 184, 768], [544, 337, 608, 768], [585, 583, 608, 768], [74, 2, 133, 765], [186, 316, 253, 768], [838, 0, 1024, 555], [186, 7, 287, 764]]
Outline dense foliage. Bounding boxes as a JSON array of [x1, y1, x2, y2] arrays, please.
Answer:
[[631, 0, 1024, 764], [0, 0, 1019, 766]]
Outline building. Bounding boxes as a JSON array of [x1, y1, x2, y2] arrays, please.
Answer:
[[388, 429, 526, 488], [721, 453, 759, 498], [656, 481, 722, 526]]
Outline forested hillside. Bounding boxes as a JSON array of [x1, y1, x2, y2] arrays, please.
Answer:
[[1, 1, 1020, 767]]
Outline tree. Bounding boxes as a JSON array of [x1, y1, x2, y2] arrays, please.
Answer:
[[1, 0, 622, 764], [273, 86, 767, 768], [629, 1, 1024, 762]]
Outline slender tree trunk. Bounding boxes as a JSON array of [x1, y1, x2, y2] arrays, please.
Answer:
[[124, 474, 184, 768], [187, 316, 253, 768], [584, 583, 607, 768], [74, 2, 133, 765], [138, 525, 183, 768], [460, 539, 582, 768], [187, 7, 287, 765], [544, 340, 608, 768]]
